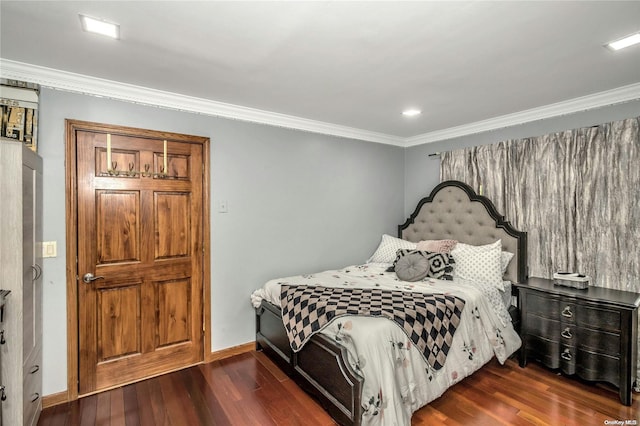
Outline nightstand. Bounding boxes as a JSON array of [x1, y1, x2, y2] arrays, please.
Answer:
[[514, 278, 640, 406]]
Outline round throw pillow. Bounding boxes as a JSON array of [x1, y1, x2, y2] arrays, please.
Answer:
[[395, 252, 430, 282]]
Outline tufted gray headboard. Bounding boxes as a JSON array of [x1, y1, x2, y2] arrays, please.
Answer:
[[399, 180, 527, 283]]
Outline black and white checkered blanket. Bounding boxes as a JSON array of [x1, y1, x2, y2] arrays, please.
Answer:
[[280, 285, 466, 370]]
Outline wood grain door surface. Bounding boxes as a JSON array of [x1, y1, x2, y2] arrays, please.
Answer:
[[75, 129, 204, 395]]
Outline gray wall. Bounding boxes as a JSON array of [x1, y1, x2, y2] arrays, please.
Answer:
[[37, 87, 640, 397], [404, 99, 640, 216], [38, 89, 405, 395]]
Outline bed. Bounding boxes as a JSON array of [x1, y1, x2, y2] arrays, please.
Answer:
[[252, 180, 527, 425]]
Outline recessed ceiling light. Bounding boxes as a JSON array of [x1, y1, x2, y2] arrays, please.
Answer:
[[79, 14, 120, 39], [606, 32, 640, 51], [402, 109, 421, 117]]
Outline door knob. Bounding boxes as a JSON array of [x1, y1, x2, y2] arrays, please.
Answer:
[[82, 273, 105, 283]]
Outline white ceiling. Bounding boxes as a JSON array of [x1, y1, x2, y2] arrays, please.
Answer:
[[1, 1, 640, 145]]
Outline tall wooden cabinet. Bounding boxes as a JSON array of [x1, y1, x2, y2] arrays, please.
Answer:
[[0, 139, 43, 426]]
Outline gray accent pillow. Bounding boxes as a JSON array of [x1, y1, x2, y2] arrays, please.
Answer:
[[395, 252, 431, 282], [389, 249, 455, 280]]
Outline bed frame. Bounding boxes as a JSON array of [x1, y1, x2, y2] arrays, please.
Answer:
[[255, 180, 527, 425]]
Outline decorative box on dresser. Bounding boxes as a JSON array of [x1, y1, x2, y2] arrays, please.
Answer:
[[514, 278, 639, 406], [0, 140, 43, 426]]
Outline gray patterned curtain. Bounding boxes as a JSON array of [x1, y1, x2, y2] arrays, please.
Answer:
[[440, 116, 640, 379]]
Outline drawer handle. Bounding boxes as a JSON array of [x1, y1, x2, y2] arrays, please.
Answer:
[[29, 365, 40, 374], [561, 328, 573, 339], [0, 329, 5, 345], [31, 392, 40, 403], [0, 385, 6, 401], [561, 349, 572, 361], [561, 306, 573, 318]]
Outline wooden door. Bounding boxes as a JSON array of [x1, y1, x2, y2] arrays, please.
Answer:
[[75, 128, 205, 394]]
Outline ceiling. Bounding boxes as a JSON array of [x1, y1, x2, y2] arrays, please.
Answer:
[[1, 1, 640, 145]]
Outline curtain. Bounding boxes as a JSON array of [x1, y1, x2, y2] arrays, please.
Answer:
[[440, 117, 640, 380]]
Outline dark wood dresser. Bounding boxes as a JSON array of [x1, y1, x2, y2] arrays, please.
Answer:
[[514, 278, 639, 406]]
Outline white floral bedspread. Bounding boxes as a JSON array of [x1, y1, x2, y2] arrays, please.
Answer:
[[251, 263, 522, 426]]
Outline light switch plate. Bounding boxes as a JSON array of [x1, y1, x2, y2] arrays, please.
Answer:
[[42, 241, 57, 258], [219, 200, 228, 213]]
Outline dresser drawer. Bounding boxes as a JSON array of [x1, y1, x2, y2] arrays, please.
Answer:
[[524, 314, 560, 339], [575, 348, 620, 387], [22, 350, 42, 426], [556, 323, 620, 356], [576, 305, 621, 333], [23, 371, 41, 426], [525, 293, 561, 318], [527, 292, 577, 325], [525, 335, 560, 369], [576, 327, 620, 356]]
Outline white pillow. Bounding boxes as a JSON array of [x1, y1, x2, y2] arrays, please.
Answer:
[[451, 240, 504, 290], [501, 251, 515, 275], [367, 234, 417, 264]]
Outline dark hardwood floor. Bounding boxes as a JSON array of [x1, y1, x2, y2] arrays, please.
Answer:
[[38, 351, 639, 426]]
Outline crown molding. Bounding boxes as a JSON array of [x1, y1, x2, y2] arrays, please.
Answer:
[[0, 59, 404, 146], [2, 59, 639, 148], [405, 82, 640, 147]]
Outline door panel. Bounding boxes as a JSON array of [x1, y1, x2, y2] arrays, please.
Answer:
[[76, 129, 204, 394], [97, 285, 141, 361], [167, 155, 190, 179], [155, 193, 191, 258], [96, 148, 139, 178], [157, 279, 191, 347], [96, 190, 141, 263]]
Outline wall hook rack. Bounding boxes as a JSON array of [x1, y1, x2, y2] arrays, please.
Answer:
[[100, 161, 169, 178]]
